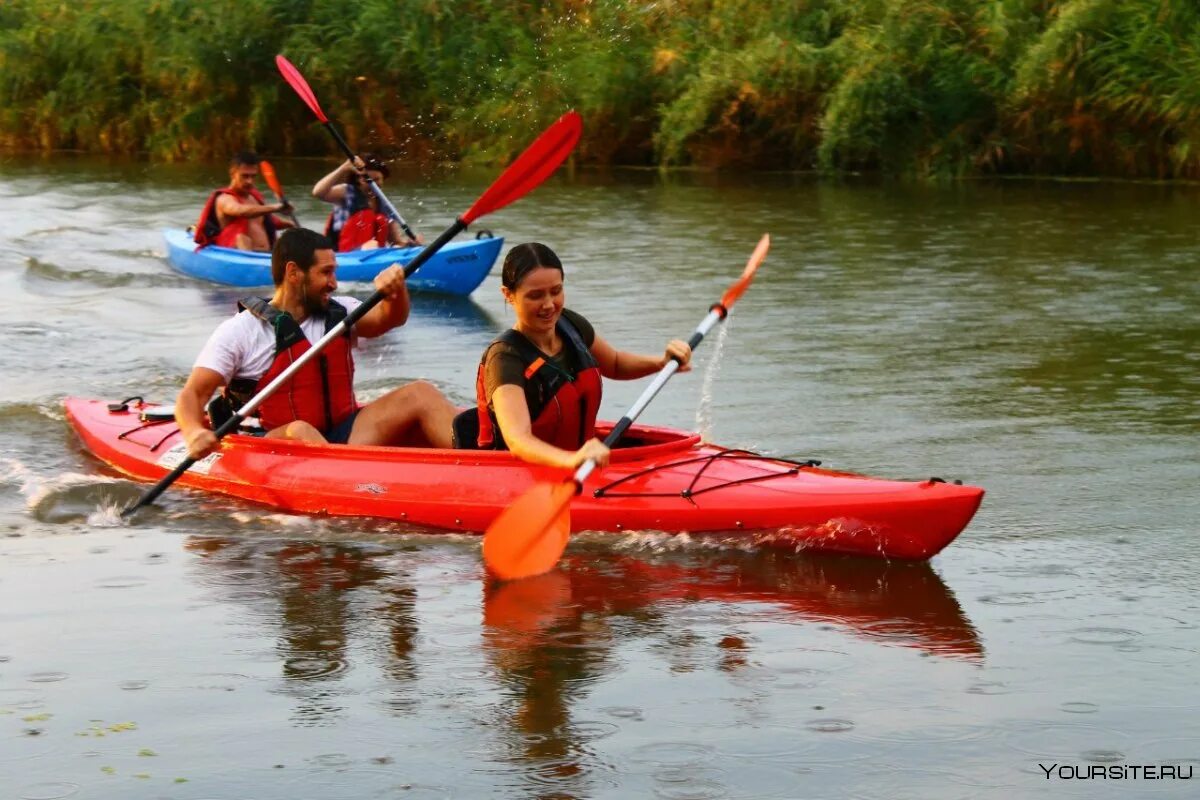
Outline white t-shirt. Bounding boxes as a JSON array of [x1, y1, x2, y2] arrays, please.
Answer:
[[194, 296, 363, 383]]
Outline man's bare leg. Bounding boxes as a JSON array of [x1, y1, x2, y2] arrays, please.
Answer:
[[265, 420, 327, 444], [348, 381, 456, 449]]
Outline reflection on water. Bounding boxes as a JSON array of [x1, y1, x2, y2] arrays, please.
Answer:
[[4, 159, 1200, 798], [478, 551, 978, 796], [180, 535, 978, 737], [184, 536, 415, 724]]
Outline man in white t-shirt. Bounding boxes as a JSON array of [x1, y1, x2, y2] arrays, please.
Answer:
[[175, 227, 457, 460]]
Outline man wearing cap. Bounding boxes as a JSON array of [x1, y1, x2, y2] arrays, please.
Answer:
[[312, 154, 423, 251]]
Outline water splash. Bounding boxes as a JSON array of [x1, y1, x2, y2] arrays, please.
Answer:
[[693, 317, 731, 442], [20, 470, 140, 525], [87, 501, 127, 528]]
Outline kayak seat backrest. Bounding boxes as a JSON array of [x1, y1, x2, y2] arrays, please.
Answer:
[[451, 408, 482, 450]]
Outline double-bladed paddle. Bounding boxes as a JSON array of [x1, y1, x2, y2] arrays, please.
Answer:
[[122, 110, 583, 517], [276, 54, 419, 243], [259, 160, 300, 227], [481, 234, 771, 581]]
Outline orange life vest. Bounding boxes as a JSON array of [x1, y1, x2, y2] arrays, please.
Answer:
[[194, 187, 277, 248]]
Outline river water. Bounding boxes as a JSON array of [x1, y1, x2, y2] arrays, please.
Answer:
[[1, 157, 1197, 799]]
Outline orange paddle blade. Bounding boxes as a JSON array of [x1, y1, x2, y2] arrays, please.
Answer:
[[260, 160, 285, 198], [483, 480, 575, 581], [461, 111, 582, 225], [719, 233, 770, 311]]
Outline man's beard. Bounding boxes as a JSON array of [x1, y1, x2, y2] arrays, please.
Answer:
[[301, 283, 329, 315]]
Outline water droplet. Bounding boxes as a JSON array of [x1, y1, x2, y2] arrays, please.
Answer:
[[27, 672, 68, 683], [807, 718, 854, 733], [18, 783, 79, 800]]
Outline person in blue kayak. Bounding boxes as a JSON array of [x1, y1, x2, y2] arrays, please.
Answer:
[[176, 228, 457, 460], [311, 154, 424, 252], [194, 151, 296, 251], [453, 242, 692, 469]]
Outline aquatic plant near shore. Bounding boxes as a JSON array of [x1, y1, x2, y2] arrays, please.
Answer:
[[1, 0, 1198, 178]]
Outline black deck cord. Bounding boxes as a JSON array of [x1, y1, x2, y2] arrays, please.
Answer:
[[115, 417, 181, 453], [107, 396, 144, 412], [593, 449, 821, 500]]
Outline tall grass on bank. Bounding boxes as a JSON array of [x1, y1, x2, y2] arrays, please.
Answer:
[[2, 0, 1198, 177]]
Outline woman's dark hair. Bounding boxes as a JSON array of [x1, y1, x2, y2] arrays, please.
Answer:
[[359, 152, 391, 179], [502, 242, 563, 290], [271, 228, 333, 285]]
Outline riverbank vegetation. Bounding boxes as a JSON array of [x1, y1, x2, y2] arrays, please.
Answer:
[[2, 0, 1197, 178]]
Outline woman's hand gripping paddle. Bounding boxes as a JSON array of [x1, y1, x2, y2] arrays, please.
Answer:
[[482, 234, 771, 580], [259, 160, 300, 227], [121, 110, 583, 517], [276, 54, 418, 241]]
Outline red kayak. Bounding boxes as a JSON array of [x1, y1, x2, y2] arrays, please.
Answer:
[[65, 397, 984, 560]]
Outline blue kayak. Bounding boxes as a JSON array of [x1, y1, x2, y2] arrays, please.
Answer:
[[162, 229, 503, 295]]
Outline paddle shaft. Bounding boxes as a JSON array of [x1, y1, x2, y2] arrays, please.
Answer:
[[272, 191, 300, 228], [575, 304, 726, 485], [322, 122, 417, 241], [122, 218, 467, 516]]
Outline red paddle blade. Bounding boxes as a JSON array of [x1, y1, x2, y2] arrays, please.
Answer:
[[461, 111, 582, 225], [276, 54, 328, 123], [482, 481, 575, 581], [719, 233, 770, 311], [259, 160, 285, 198]]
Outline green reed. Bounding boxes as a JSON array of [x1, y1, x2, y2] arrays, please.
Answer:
[[1, 0, 1197, 178]]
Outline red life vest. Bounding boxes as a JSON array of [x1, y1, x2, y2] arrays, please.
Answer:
[[325, 208, 390, 251], [324, 183, 391, 252], [232, 298, 357, 435], [194, 187, 277, 248], [473, 315, 602, 451]]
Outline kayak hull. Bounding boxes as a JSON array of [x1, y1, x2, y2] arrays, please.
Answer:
[[162, 228, 503, 295], [65, 398, 984, 560]]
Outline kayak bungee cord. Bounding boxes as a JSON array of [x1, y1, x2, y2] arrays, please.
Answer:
[[591, 450, 823, 503]]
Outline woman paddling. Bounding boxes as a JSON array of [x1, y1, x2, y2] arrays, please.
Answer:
[[454, 242, 692, 469], [312, 154, 423, 251]]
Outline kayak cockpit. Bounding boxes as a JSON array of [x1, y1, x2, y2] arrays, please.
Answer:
[[82, 397, 703, 464]]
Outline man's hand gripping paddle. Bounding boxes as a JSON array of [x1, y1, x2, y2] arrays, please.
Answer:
[[259, 160, 300, 227]]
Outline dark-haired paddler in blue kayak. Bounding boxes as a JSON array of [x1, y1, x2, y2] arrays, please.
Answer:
[[312, 154, 424, 252]]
